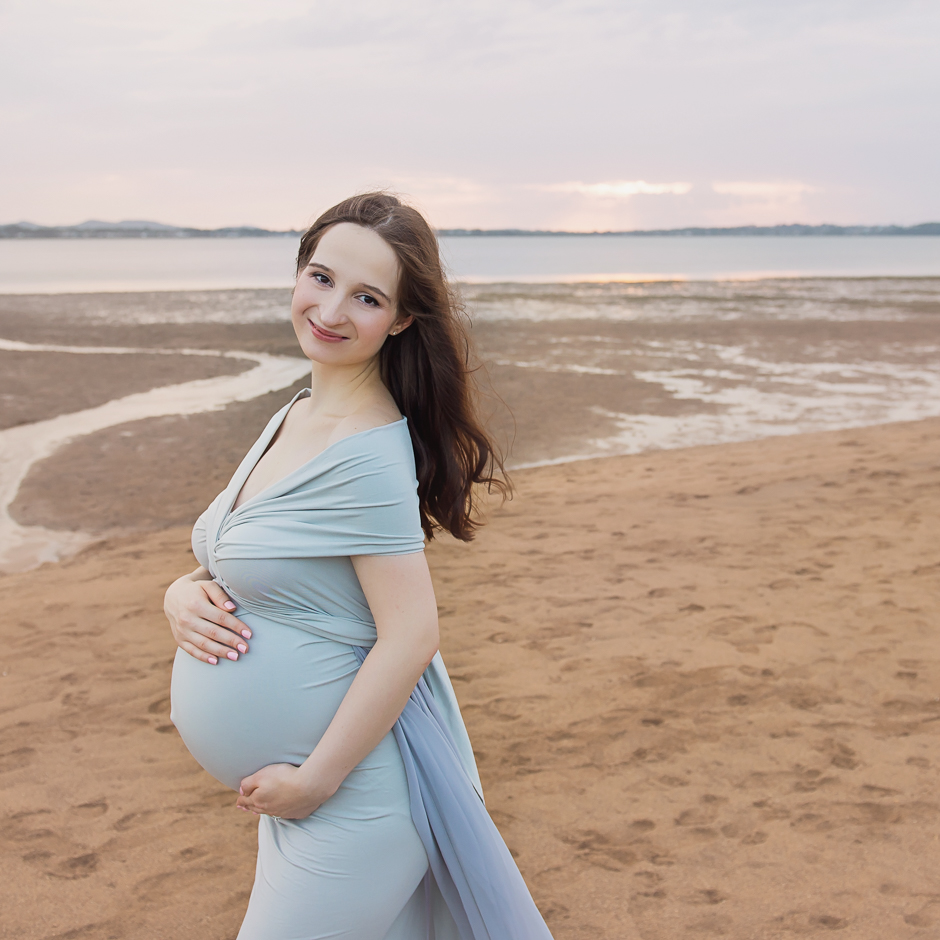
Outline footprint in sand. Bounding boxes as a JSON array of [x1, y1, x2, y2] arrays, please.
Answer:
[[45, 852, 100, 880], [685, 888, 728, 906], [147, 695, 171, 715], [0, 746, 36, 773], [113, 810, 162, 832], [72, 800, 108, 819], [558, 829, 639, 871], [771, 910, 849, 932], [904, 898, 940, 928], [6, 809, 98, 880]]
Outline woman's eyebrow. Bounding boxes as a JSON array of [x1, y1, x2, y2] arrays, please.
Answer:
[[307, 263, 391, 304], [361, 283, 391, 304]]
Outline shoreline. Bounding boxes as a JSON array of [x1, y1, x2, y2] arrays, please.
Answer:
[[2, 270, 940, 295], [3, 240, 940, 296]]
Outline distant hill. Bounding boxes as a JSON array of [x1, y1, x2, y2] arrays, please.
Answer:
[[0, 221, 303, 239], [73, 219, 183, 231], [1, 220, 938, 239]]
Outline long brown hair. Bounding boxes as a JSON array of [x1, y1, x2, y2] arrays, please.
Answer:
[[296, 192, 509, 542]]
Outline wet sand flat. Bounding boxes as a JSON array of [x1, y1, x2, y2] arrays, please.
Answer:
[[9, 304, 940, 542], [1, 416, 938, 939], [0, 349, 250, 430]]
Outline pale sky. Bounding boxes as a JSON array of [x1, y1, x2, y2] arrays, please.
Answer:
[[1, 0, 938, 231]]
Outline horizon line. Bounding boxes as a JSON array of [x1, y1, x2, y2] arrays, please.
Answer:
[[1, 220, 939, 238]]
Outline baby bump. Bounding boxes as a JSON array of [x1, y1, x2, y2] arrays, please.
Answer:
[[170, 612, 360, 791]]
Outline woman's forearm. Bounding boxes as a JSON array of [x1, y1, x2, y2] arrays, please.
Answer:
[[296, 627, 438, 799]]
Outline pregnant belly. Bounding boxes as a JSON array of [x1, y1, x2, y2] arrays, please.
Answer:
[[170, 612, 360, 791]]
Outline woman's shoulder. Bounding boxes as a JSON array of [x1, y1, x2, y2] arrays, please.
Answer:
[[272, 391, 411, 470], [330, 401, 404, 445], [318, 407, 416, 488]]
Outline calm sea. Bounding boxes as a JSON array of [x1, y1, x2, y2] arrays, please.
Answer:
[[1, 235, 939, 293]]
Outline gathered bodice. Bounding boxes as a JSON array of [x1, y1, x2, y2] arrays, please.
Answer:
[[193, 389, 425, 643], [190, 388, 481, 795]]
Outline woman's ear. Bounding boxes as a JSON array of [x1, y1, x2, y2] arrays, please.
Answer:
[[390, 315, 414, 336]]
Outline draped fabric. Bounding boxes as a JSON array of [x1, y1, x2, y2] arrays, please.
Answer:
[[354, 647, 554, 940], [186, 389, 552, 939]]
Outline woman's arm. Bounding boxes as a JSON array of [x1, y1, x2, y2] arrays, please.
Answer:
[[164, 566, 252, 665], [235, 551, 439, 818]]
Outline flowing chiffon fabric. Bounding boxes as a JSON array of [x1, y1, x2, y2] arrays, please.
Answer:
[[170, 389, 553, 940]]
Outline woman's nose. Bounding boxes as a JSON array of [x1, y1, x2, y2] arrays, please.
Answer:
[[318, 296, 347, 326]]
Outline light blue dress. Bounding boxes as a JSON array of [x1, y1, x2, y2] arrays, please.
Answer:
[[170, 389, 553, 940]]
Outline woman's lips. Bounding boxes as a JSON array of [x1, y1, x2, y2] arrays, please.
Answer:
[[309, 321, 347, 343]]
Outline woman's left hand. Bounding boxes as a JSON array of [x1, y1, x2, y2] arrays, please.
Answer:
[[236, 764, 334, 820]]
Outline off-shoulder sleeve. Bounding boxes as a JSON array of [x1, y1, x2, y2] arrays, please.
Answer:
[[214, 421, 426, 560], [321, 431, 426, 556]]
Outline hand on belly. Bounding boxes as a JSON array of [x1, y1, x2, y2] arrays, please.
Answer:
[[169, 622, 359, 791], [236, 762, 336, 819]]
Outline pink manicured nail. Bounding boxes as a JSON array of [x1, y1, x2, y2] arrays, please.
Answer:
[[237, 644, 247, 654], [224, 602, 236, 610], [241, 630, 252, 639], [227, 651, 238, 661], [208, 656, 218, 665]]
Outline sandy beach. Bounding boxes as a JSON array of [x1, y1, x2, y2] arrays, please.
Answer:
[[1, 283, 939, 939], [5, 0, 940, 931], [1, 411, 939, 938]]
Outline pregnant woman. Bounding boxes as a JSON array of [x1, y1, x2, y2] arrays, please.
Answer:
[[163, 193, 554, 939]]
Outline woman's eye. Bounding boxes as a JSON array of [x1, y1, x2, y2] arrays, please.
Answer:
[[311, 272, 332, 286], [357, 294, 379, 307]]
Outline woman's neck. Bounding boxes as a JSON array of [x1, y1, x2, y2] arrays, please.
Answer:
[[306, 357, 389, 420]]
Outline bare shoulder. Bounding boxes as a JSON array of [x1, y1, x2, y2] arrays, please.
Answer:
[[331, 401, 403, 443]]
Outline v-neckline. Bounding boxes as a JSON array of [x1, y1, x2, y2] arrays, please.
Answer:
[[222, 389, 407, 523]]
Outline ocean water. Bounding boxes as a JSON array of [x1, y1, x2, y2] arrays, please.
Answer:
[[1, 235, 939, 293], [441, 235, 940, 282]]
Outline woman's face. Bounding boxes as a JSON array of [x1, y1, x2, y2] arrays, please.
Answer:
[[291, 222, 412, 367]]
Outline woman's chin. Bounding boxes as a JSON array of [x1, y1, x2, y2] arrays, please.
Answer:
[[294, 339, 382, 370]]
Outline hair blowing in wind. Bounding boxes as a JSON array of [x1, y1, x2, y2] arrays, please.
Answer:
[[296, 192, 510, 542]]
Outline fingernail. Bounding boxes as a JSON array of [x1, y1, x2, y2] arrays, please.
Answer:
[[237, 643, 247, 653], [241, 630, 252, 639], [227, 651, 238, 661], [208, 656, 218, 665], [224, 602, 236, 610]]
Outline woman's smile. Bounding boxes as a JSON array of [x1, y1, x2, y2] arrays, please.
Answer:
[[290, 222, 407, 366], [308, 320, 348, 343]]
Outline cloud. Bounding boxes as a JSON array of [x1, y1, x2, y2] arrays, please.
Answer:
[[711, 181, 818, 197], [539, 180, 693, 198], [1, 2, 937, 227]]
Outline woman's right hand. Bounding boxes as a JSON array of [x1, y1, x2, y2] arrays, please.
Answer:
[[164, 569, 251, 665]]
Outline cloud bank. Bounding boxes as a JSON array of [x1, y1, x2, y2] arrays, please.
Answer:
[[0, 0, 937, 229]]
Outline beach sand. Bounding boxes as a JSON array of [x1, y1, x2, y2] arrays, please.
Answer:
[[1, 413, 938, 939]]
